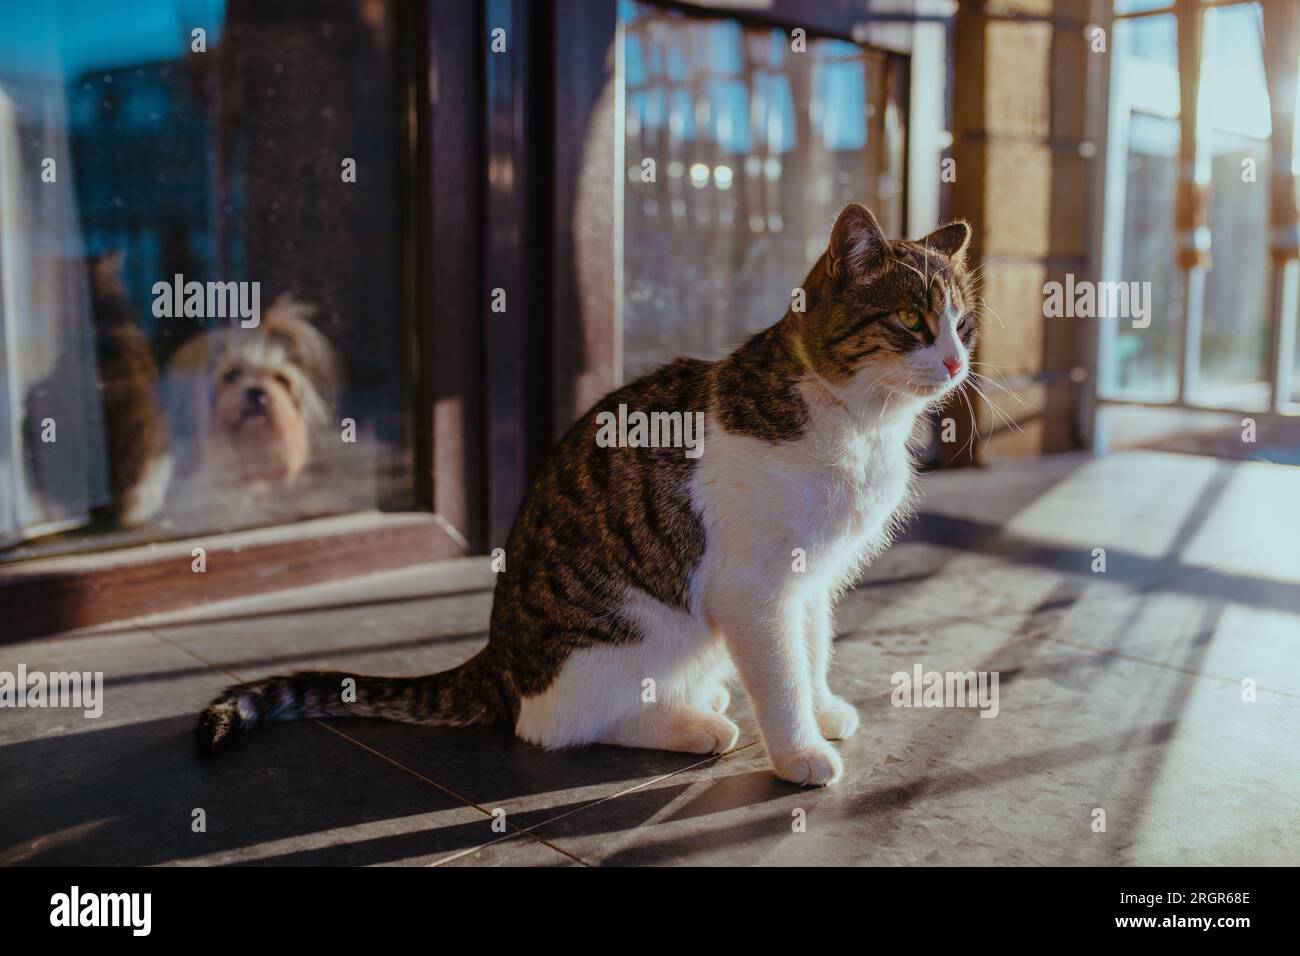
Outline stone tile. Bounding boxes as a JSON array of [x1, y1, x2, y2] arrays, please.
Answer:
[[1176, 461, 1300, 582], [914, 448, 1087, 526], [852, 531, 1300, 699], [0, 626, 223, 744], [144, 560, 495, 687], [334, 718, 748, 835], [996, 452, 1231, 560], [523, 638, 1300, 866], [0, 562, 536, 869], [133, 558, 497, 633], [424, 833, 585, 867], [913, 453, 1279, 591], [144, 557, 761, 832], [1035, 581, 1300, 699], [0, 708, 486, 866]]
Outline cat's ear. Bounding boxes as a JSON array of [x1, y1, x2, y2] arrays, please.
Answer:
[[827, 203, 887, 285], [919, 220, 971, 267]]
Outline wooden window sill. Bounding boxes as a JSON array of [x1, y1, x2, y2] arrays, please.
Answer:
[[0, 511, 464, 643]]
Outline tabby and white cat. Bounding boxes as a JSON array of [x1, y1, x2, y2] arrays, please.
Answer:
[[197, 203, 976, 786]]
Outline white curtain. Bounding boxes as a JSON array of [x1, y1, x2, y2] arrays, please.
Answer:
[[0, 60, 108, 548]]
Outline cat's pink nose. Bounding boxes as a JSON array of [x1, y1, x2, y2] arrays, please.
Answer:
[[943, 357, 963, 377]]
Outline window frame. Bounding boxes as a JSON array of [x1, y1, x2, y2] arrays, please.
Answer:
[[1091, 0, 1300, 444], [0, 0, 471, 640]]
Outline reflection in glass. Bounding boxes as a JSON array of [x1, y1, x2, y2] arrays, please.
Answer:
[[0, 0, 412, 560], [1106, 14, 1181, 402], [1198, 3, 1271, 408], [619, 2, 904, 378]]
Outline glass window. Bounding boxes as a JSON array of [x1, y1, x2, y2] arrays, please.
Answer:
[[1114, 0, 1175, 14], [1197, 2, 1271, 409], [1105, 15, 1182, 401], [0, 0, 413, 560], [618, 1, 905, 378]]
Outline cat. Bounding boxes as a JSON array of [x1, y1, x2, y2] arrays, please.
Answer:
[[196, 203, 976, 787], [86, 252, 174, 527], [21, 252, 173, 529]]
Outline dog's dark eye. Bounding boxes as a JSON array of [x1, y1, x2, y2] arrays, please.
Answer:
[[274, 372, 291, 388], [222, 368, 242, 384]]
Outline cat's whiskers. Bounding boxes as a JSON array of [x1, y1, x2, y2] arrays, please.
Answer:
[[957, 380, 981, 460], [969, 369, 1028, 408], [964, 375, 1023, 436], [973, 296, 1006, 331]]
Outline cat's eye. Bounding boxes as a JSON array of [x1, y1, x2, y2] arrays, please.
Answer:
[[897, 310, 924, 331]]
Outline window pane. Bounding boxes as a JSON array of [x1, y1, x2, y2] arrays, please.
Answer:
[[0, 0, 412, 560], [619, 2, 904, 378], [1199, 3, 1271, 408], [1104, 15, 1181, 402], [1114, 0, 1174, 15]]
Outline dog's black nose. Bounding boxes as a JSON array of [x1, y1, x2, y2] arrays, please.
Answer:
[[245, 386, 269, 406]]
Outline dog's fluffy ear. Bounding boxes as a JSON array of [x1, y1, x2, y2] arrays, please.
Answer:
[[261, 294, 341, 408]]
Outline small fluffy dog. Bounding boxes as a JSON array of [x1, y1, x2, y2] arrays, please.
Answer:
[[163, 296, 340, 503]]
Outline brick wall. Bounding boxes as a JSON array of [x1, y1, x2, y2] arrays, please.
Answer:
[[946, 0, 1096, 462]]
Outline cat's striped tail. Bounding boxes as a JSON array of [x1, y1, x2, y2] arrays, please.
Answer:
[[195, 652, 514, 755]]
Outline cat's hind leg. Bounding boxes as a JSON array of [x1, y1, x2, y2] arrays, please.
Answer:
[[596, 705, 739, 755], [514, 613, 735, 753]]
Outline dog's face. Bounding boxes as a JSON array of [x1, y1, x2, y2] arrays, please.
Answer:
[[207, 334, 321, 485], [166, 297, 338, 491]]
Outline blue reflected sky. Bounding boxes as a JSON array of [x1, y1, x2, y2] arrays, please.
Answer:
[[0, 0, 226, 78]]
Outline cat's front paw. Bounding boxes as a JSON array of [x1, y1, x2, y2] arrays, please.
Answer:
[[771, 743, 843, 787], [816, 696, 860, 740]]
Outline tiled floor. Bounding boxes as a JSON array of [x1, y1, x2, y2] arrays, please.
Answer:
[[3, 450, 1298, 866]]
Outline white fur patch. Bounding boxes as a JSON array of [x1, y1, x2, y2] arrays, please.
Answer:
[[514, 586, 732, 749]]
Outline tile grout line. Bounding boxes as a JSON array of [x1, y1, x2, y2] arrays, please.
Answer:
[[134, 621, 593, 867], [427, 740, 763, 867], [1041, 634, 1300, 700], [313, 724, 593, 867]]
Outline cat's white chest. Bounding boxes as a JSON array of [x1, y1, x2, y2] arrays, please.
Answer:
[[695, 416, 915, 593], [798, 429, 912, 572]]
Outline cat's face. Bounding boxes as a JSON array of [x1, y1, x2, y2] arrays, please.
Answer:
[[807, 204, 976, 405]]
